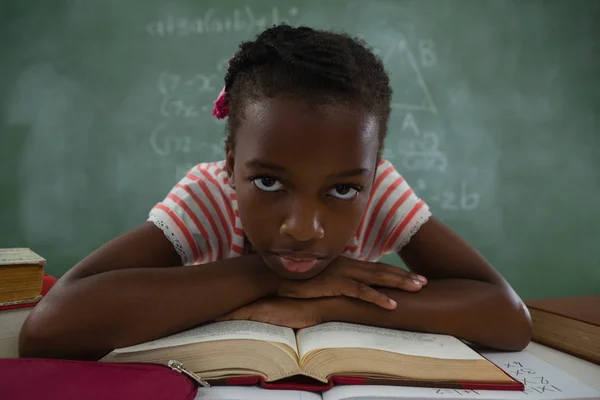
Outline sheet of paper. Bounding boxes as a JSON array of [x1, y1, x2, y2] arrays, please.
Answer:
[[322, 350, 600, 400], [195, 386, 322, 400], [297, 322, 482, 360], [114, 320, 297, 354]]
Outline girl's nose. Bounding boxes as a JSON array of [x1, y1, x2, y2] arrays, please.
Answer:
[[279, 200, 325, 242]]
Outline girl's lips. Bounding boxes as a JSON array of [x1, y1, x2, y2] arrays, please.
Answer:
[[277, 256, 319, 273]]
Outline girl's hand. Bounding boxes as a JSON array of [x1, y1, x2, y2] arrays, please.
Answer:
[[216, 298, 323, 329], [277, 257, 427, 310]]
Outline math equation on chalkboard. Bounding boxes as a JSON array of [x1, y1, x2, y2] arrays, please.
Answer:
[[142, 7, 482, 213]]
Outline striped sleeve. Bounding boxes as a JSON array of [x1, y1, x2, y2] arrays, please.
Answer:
[[355, 160, 432, 261], [147, 162, 235, 266]]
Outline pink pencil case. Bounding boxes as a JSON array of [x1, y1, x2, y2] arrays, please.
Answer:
[[0, 357, 200, 400]]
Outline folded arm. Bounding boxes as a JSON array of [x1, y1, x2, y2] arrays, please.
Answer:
[[19, 222, 279, 361], [322, 217, 532, 351]]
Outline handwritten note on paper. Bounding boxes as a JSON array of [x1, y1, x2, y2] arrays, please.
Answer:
[[0, 248, 45, 266], [482, 351, 599, 399], [322, 351, 600, 400], [502, 360, 562, 395]]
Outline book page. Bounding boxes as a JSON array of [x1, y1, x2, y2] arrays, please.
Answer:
[[297, 322, 482, 361], [0, 248, 45, 266], [322, 350, 600, 400], [195, 386, 322, 400], [114, 320, 297, 355]]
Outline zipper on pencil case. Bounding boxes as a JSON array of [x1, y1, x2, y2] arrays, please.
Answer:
[[120, 359, 212, 388], [167, 359, 211, 388]]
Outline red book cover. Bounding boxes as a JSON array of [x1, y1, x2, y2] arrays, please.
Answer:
[[211, 372, 524, 392]]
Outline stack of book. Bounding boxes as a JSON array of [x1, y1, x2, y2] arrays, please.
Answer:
[[0, 248, 52, 358]]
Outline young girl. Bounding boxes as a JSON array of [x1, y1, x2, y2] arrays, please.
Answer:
[[20, 24, 531, 360]]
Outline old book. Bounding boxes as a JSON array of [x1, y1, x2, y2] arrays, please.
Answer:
[[0, 248, 45, 305], [102, 321, 521, 391], [526, 296, 600, 364], [320, 350, 600, 400], [0, 274, 58, 358]]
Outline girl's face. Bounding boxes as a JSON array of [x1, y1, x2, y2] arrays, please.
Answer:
[[226, 96, 380, 279]]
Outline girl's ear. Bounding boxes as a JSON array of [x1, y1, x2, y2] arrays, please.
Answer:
[[225, 144, 236, 189]]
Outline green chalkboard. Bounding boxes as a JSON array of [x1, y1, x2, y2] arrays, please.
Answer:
[[1, 0, 599, 299]]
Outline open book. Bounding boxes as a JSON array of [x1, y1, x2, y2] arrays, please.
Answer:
[[193, 350, 600, 399], [102, 321, 521, 391]]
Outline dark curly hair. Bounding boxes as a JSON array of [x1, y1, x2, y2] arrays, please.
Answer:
[[221, 24, 393, 154]]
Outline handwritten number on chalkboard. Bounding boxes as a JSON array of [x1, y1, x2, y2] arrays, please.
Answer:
[[442, 191, 459, 210], [419, 39, 437, 68], [460, 181, 480, 211]]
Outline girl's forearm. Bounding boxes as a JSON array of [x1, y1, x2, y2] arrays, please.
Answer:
[[321, 278, 532, 351], [19, 255, 279, 360]]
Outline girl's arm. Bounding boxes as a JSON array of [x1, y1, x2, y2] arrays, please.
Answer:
[[20, 222, 419, 360], [19, 222, 280, 360], [322, 217, 532, 351], [220, 217, 531, 351]]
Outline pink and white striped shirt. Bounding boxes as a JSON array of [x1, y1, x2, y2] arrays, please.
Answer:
[[148, 160, 431, 266]]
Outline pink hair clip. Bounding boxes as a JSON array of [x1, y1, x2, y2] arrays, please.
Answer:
[[212, 57, 234, 120], [211, 85, 229, 120]]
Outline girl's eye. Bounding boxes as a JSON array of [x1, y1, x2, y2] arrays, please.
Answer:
[[252, 177, 283, 192], [328, 185, 360, 200]]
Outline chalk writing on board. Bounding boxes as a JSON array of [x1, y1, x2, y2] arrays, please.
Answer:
[[149, 121, 193, 157], [398, 132, 447, 172], [158, 71, 219, 95], [146, 6, 300, 37], [384, 35, 437, 114], [392, 113, 448, 173], [158, 71, 219, 119], [417, 180, 480, 212], [419, 39, 437, 68], [442, 182, 480, 211]]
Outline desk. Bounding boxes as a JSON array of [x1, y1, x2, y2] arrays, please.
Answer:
[[525, 341, 600, 390], [1, 311, 599, 390]]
